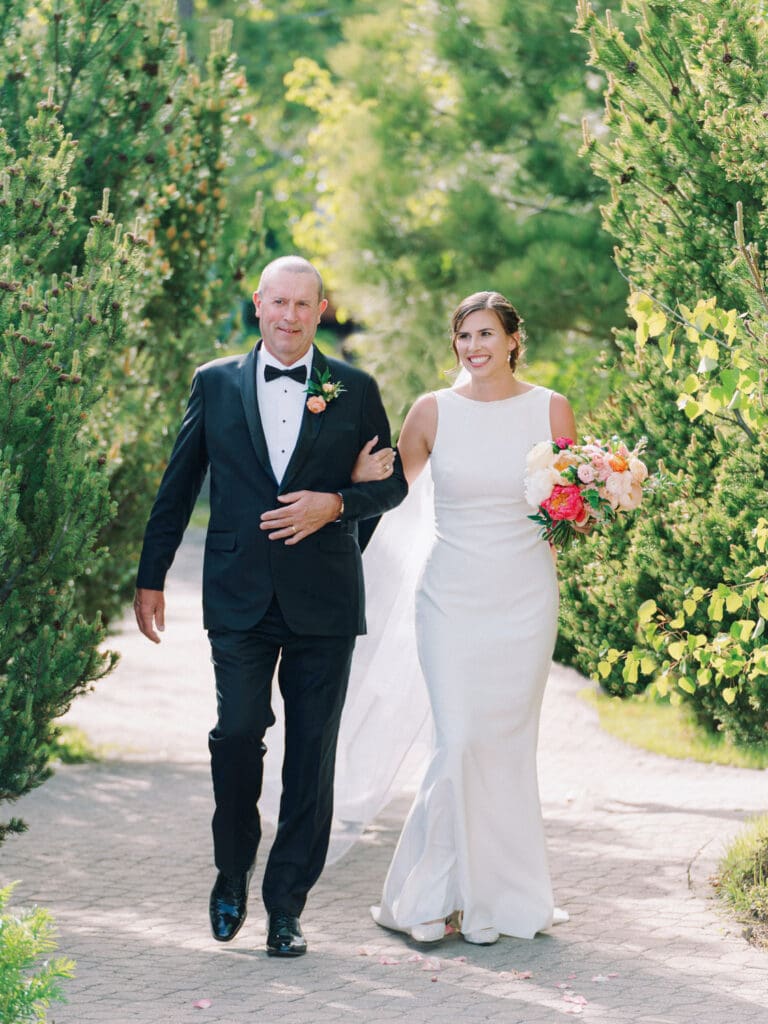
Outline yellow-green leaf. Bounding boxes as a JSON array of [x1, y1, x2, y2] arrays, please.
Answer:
[[637, 599, 657, 624], [725, 592, 743, 613], [668, 640, 687, 660], [682, 598, 697, 616], [678, 675, 696, 694], [721, 687, 737, 705], [597, 661, 611, 679]]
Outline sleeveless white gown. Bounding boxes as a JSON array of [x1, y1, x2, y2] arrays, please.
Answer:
[[374, 385, 559, 939]]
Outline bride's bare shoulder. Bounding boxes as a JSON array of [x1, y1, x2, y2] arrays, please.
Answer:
[[400, 392, 438, 451]]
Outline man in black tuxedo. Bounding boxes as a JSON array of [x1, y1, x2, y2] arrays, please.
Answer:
[[134, 256, 407, 957]]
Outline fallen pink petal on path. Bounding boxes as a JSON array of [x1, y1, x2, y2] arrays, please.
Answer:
[[422, 957, 442, 972], [406, 953, 424, 963], [592, 974, 610, 982], [379, 955, 400, 965], [450, 956, 468, 963], [192, 999, 212, 1010], [499, 970, 533, 980], [357, 947, 374, 957], [564, 994, 589, 1006]]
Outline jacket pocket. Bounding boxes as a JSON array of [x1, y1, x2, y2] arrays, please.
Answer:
[[318, 531, 356, 554], [206, 530, 237, 552]]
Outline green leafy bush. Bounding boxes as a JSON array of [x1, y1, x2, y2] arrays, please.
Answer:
[[0, 1, 262, 839], [0, 884, 74, 1024], [555, 1, 768, 744]]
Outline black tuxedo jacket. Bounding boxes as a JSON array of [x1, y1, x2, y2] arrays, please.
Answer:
[[136, 343, 408, 635]]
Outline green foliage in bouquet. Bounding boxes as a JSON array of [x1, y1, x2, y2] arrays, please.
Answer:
[[0, 884, 74, 1022], [283, 0, 627, 423], [557, 0, 768, 744]]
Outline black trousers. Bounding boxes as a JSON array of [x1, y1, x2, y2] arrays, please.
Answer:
[[207, 596, 355, 917]]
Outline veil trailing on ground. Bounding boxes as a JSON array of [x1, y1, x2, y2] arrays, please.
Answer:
[[259, 468, 435, 861], [261, 369, 467, 862]]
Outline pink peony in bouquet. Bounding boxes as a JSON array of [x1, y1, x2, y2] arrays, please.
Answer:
[[524, 435, 649, 550]]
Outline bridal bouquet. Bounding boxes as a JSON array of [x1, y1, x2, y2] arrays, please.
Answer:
[[524, 435, 649, 550]]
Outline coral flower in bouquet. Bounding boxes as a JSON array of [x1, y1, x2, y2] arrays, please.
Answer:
[[524, 435, 650, 550]]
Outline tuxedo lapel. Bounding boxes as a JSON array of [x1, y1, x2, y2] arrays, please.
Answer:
[[280, 346, 328, 492], [238, 344, 278, 484]]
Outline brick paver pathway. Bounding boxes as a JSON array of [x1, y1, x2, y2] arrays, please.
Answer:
[[3, 530, 767, 1023]]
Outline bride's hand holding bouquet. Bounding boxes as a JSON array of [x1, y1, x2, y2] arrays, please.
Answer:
[[524, 435, 650, 550]]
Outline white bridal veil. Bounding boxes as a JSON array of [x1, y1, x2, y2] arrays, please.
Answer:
[[259, 460, 436, 862], [260, 369, 469, 861]]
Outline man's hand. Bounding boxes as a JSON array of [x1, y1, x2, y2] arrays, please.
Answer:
[[260, 490, 342, 545], [134, 588, 166, 643]]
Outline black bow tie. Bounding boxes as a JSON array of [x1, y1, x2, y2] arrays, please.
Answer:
[[264, 363, 307, 385]]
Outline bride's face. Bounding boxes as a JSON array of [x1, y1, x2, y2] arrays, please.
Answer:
[[454, 309, 517, 377]]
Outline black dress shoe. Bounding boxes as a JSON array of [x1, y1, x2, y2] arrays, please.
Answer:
[[266, 910, 307, 957], [209, 868, 253, 942]]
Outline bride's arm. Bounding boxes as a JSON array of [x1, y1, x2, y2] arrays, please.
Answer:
[[352, 393, 437, 486], [549, 391, 577, 442], [396, 393, 436, 485]]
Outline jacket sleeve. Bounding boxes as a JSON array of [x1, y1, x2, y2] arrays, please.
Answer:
[[337, 375, 408, 532], [135, 372, 209, 590]]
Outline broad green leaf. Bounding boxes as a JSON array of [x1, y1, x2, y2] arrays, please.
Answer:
[[682, 598, 697, 616], [678, 675, 696, 694], [637, 600, 657, 624], [597, 661, 611, 679], [721, 687, 737, 705], [683, 398, 701, 420], [655, 674, 670, 697], [622, 660, 639, 684], [668, 640, 686, 660], [647, 309, 667, 337], [725, 592, 743, 613], [700, 391, 722, 414]]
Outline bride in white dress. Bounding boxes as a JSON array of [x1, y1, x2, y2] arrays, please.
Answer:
[[355, 291, 576, 945]]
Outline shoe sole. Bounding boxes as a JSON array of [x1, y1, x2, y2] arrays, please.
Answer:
[[266, 946, 307, 957]]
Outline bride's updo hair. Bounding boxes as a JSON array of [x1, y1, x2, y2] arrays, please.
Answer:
[[450, 291, 526, 372]]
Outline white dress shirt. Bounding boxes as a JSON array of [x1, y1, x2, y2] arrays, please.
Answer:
[[256, 347, 314, 484]]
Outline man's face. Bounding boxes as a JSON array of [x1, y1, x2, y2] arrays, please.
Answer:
[[254, 270, 328, 366]]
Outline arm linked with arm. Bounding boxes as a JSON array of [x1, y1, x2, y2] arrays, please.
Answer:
[[337, 376, 408, 525]]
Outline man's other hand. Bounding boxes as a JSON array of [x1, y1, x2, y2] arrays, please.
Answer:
[[134, 588, 166, 643]]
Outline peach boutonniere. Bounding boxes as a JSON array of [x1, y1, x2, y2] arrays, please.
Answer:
[[305, 367, 346, 413]]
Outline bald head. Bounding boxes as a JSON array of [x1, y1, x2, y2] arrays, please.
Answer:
[[257, 256, 324, 301]]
